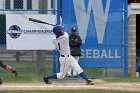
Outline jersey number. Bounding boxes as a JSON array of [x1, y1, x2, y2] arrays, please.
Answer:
[[58, 43, 61, 50]]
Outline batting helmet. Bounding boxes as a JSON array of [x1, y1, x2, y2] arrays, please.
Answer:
[[53, 25, 64, 37]]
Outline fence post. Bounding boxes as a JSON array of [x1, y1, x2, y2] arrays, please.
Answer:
[[36, 50, 46, 74], [53, 50, 57, 73], [16, 51, 20, 62], [124, 0, 128, 77], [56, 0, 61, 72]]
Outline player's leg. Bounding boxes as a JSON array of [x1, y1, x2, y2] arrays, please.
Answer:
[[70, 56, 94, 85], [43, 57, 70, 84], [55, 57, 70, 79], [43, 73, 56, 84], [67, 67, 72, 77], [72, 56, 79, 77], [43, 61, 68, 84]]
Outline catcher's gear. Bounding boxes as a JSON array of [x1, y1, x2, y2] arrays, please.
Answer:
[[11, 68, 18, 77], [43, 75, 52, 84], [0, 78, 2, 85]]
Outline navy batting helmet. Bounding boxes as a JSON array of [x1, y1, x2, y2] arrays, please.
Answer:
[[53, 25, 63, 37]]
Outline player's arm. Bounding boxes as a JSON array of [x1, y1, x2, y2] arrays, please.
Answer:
[[52, 38, 59, 51], [69, 36, 77, 47], [0, 60, 6, 69], [69, 40, 77, 47], [0, 60, 18, 77], [76, 36, 82, 47]]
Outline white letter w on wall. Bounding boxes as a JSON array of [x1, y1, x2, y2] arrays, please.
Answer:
[[73, 0, 111, 44]]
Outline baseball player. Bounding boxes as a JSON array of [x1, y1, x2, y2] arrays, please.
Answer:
[[67, 27, 82, 78], [0, 60, 18, 84], [43, 25, 94, 85]]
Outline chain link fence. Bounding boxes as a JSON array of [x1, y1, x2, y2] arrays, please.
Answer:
[[0, 0, 125, 84], [0, 0, 59, 83]]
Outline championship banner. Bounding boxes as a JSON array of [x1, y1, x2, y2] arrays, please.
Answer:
[[62, 0, 123, 68], [6, 14, 56, 50]]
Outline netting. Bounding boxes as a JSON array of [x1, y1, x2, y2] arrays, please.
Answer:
[[0, 0, 126, 84], [0, 0, 59, 83]]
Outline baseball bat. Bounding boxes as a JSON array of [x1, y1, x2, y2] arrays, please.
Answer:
[[29, 18, 56, 26]]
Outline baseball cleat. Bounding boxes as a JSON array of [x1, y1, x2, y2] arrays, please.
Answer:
[[86, 80, 95, 85], [43, 76, 52, 84]]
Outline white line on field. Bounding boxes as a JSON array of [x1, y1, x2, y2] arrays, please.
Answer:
[[1, 85, 94, 88]]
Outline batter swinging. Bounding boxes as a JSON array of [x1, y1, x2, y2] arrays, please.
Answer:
[[43, 25, 94, 85]]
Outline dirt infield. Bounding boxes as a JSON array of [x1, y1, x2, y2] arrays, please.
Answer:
[[1, 82, 140, 91]]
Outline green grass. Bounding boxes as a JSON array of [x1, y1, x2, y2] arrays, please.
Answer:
[[0, 89, 140, 93], [83, 68, 103, 78], [1, 61, 103, 83], [0, 61, 53, 83], [3, 76, 140, 83], [1, 61, 140, 83]]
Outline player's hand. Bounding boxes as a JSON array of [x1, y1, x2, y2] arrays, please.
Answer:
[[11, 68, 18, 77]]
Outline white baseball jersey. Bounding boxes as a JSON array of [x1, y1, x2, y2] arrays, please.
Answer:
[[52, 32, 70, 56], [52, 32, 83, 79]]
